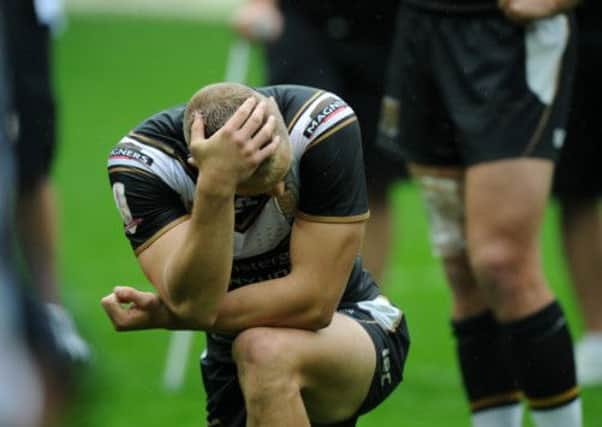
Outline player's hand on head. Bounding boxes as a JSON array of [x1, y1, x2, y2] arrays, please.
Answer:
[[101, 286, 170, 331], [188, 97, 281, 191], [498, 0, 577, 22]]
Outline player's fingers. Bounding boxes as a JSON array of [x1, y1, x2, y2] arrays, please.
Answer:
[[101, 293, 118, 310], [249, 115, 276, 151], [239, 100, 267, 138], [225, 97, 257, 131], [115, 286, 157, 309], [254, 135, 280, 164], [100, 293, 126, 328], [190, 111, 205, 141], [113, 286, 139, 303]]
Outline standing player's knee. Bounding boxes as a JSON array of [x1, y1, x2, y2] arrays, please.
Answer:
[[469, 240, 528, 298], [232, 328, 300, 396]]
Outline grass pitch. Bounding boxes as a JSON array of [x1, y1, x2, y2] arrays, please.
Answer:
[[54, 14, 602, 427]]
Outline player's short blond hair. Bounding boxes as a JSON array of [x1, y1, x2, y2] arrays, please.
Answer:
[[183, 82, 292, 195]]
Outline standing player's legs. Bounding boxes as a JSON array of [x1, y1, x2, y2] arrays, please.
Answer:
[[465, 159, 554, 320], [389, 5, 581, 426], [435, 11, 580, 427], [386, 6, 526, 424], [412, 166, 524, 426], [465, 159, 581, 427], [231, 312, 407, 427]]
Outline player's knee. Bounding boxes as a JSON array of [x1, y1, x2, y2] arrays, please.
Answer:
[[233, 328, 300, 398], [469, 241, 525, 295], [232, 328, 296, 375]]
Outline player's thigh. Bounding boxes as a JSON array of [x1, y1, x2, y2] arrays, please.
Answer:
[[465, 158, 553, 255], [296, 313, 377, 423], [233, 313, 376, 424]]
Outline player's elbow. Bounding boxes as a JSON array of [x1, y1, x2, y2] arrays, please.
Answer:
[[170, 300, 219, 331], [304, 302, 336, 330]]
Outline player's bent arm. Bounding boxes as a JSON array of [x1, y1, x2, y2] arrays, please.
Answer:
[[209, 217, 365, 333], [105, 218, 364, 333], [137, 182, 235, 329]]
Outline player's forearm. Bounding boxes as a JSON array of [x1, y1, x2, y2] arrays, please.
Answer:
[[208, 275, 340, 334], [163, 177, 235, 327]]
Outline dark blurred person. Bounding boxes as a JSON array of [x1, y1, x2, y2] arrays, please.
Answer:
[[232, 0, 406, 282], [381, 0, 581, 426], [0, 2, 45, 426], [4, 0, 89, 361], [552, 1, 602, 387]]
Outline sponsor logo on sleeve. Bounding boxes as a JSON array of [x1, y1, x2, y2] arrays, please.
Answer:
[[303, 97, 350, 138], [110, 142, 154, 167]]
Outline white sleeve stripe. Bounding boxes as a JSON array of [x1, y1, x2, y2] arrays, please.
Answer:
[[289, 92, 357, 161]]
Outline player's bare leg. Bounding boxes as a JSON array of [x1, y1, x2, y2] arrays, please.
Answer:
[[362, 193, 393, 282], [559, 196, 602, 385], [465, 159, 554, 320], [414, 166, 522, 426], [233, 313, 376, 427], [466, 158, 581, 427]]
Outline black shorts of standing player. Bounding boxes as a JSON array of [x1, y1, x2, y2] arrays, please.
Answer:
[[201, 303, 410, 427], [6, 0, 57, 191], [265, 0, 407, 194], [552, 10, 602, 199], [382, 4, 576, 168]]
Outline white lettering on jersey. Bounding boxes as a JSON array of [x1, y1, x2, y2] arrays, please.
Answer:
[[289, 92, 355, 161]]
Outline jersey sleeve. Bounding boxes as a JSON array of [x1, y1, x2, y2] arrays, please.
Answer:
[[108, 140, 190, 255], [297, 111, 370, 223]]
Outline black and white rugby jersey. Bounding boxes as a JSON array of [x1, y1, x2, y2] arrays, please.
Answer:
[[108, 85, 382, 307]]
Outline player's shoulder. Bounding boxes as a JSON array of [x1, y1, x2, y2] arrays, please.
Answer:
[[130, 104, 188, 150], [108, 104, 196, 182], [259, 85, 358, 158], [257, 85, 323, 124]]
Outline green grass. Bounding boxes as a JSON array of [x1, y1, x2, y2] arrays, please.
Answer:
[[53, 14, 602, 426]]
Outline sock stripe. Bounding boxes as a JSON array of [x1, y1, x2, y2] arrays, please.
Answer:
[[470, 390, 523, 412], [528, 386, 580, 410]]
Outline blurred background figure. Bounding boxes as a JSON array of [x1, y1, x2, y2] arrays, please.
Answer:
[[5, 0, 90, 362], [552, 1, 602, 387], [232, 0, 406, 282], [1, 0, 89, 424], [0, 2, 45, 426]]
